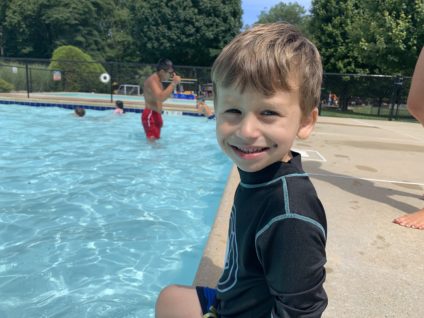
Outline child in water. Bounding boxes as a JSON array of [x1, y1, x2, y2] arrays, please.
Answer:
[[114, 100, 125, 114], [196, 97, 215, 119], [74, 107, 85, 117]]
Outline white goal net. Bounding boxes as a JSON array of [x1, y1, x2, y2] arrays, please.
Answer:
[[117, 84, 140, 95]]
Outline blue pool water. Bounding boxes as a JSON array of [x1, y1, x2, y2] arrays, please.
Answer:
[[0, 105, 231, 317], [43, 92, 215, 107]]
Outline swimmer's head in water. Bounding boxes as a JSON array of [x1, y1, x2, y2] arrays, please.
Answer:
[[74, 107, 85, 117], [115, 100, 124, 109]]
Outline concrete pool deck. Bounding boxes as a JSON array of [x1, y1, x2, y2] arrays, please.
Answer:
[[195, 116, 424, 318]]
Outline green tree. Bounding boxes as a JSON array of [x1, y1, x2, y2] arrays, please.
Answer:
[[351, 0, 424, 75], [130, 0, 242, 66], [103, 1, 136, 62], [311, 0, 424, 75], [48, 45, 108, 92], [310, 0, 424, 110], [0, 0, 10, 56], [2, 0, 116, 59], [256, 2, 311, 37], [0, 78, 14, 92], [310, 0, 362, 74], [311, 0, 374, 111]]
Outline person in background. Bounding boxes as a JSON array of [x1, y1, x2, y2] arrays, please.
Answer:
[[114, 100, 125, 114], [393, 46, 424, 230], [142, 58, 181, 140], [331, 93, 338, 106], [328, 91, 333, 106], [155, 23, 327, 318], [112, 81, 119, 94], [196, 96, 215, 120], [74, 107, 85, 117]]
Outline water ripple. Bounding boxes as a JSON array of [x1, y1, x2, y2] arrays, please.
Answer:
[[0, 106, 231, 317]]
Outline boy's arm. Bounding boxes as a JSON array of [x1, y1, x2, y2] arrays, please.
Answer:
[[257, 219, 327, 317], [408, 47, 424, 125]]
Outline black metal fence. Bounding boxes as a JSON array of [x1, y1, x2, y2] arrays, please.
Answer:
[[320, 73, 413, 121], [0, 57, 415, 121]]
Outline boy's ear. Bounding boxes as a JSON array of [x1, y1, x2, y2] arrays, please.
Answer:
[[297, 107, 318, 139]]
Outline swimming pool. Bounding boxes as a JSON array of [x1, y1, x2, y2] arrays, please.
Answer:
[[0, 105, 231, 317], [42, 92, 215, 107]]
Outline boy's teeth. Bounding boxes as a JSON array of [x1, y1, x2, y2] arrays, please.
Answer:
[[237, 146, 265, 153]]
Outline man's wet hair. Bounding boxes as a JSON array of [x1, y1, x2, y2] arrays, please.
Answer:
[[156, 58, 174, 72]]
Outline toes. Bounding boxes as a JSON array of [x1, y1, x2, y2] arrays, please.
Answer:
[[392, 217, 405, 224]]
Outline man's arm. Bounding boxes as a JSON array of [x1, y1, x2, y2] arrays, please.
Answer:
[[408, 47, 424, 125], [148, 74, 181, 102]]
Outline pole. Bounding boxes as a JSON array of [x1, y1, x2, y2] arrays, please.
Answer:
[[110, 63, 113, 103], [388, 77, 403, 121], [25, 63, 30, 98]]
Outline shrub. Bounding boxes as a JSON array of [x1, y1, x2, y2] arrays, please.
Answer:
[[48, 46, 108, 93], [0, 78, 15, 92]]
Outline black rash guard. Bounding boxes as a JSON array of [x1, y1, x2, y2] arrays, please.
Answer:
[[216, 152, 328, 318]]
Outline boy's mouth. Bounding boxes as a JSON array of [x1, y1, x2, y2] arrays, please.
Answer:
[[231, 145, 270, 154]]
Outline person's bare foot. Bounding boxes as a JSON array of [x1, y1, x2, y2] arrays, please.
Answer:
[[393, 208, 424, 229]]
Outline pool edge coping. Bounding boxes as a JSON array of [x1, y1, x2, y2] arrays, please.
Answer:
[[0, 94, 205, 117], [193, 165, 238, 287]]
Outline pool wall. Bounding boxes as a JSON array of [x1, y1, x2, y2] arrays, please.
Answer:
[[0, 92, 205, 117]]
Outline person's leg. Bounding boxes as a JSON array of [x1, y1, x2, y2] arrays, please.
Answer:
[[393, 208, 424, 229], [142, 110, 152, 137], [155, 285, 203, 318], [153, 111, 163, 139]]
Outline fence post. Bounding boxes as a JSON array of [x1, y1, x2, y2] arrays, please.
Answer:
[[388, 77, 403, 121], [109, 62, 113, 103], [25, 62, 30, 98], [29, 68, 33, 93]]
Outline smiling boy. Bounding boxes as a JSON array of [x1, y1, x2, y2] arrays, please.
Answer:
[[156, 23, 327, 318]]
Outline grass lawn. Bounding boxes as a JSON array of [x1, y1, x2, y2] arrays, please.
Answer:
[[319, 105, 417, 123]]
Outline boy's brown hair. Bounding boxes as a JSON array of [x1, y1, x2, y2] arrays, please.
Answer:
[[211, 22, 322, 116]]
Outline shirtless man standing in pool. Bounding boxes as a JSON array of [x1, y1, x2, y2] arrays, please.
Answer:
[[142, 58, 181, 140]]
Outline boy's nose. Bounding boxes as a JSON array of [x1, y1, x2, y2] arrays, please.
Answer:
[[237, 114, 260, 140]]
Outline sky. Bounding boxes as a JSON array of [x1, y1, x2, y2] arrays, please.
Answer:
[[242, 0, 312, 26]]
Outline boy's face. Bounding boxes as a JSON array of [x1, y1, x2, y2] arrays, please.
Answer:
[[215, 85, 317, 172]]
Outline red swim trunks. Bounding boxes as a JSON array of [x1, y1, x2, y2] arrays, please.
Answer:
[[142, 109, 163, 139]]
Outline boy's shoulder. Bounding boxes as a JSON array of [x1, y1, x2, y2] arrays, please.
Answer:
[[236, 154, 326, 234]]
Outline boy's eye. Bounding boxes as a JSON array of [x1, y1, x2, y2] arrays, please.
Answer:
[[224, 108, 241, 114], [262, 110, 280, 116]]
